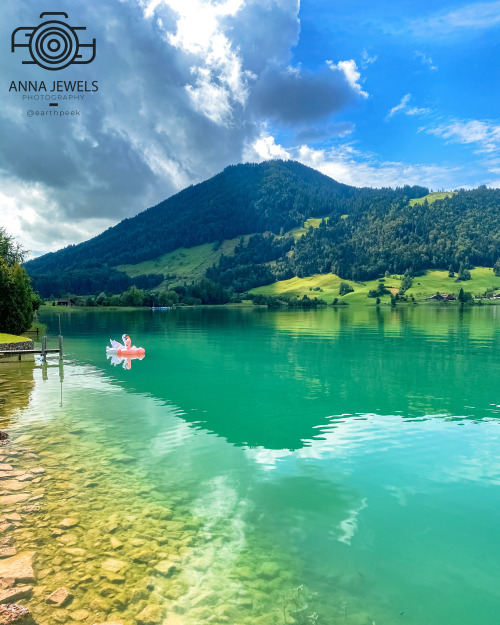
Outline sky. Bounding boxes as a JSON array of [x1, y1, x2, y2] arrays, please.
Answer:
[[1, 0, 499, 257]]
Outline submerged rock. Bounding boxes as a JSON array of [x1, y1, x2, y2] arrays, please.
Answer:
[[0, 482, 25, 493], [58, 518, 79, 529], [0, 603, 31, 624], [0, 496, 29, 507], [258, 561, 280, 580], [136, 604, 165, 624], [153, 560, 178, 577], [0, 552, 36, 583], [18, 506, 39, 515], [101, 559, 128, 574], [0, 587, 32, 605], [109, 537, 122, 550], [46, 587, 72, 607], [70, 609, 90, 621]]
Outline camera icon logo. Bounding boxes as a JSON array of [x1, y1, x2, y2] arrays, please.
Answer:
[[11, 12, 96, 71]]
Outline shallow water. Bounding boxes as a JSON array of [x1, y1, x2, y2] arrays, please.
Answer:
[[1, 305, 500, 625]]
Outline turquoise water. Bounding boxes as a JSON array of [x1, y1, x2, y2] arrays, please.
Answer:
[[2, 305, 500, 625]]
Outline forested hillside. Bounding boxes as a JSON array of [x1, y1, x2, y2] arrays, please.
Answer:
[[24, 160, 500, 297], [209, 185, 500, 288], [26, 161, 362, 273]]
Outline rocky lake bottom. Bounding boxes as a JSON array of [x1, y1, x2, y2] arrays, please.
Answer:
[[0, 366, 377, 625]]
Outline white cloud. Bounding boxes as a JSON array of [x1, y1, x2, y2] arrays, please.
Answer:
[[245, 134, 460, 189], [415, 51, 437, 71], [424, 119, 500, 154], [244, 133, 291, 161], [327, 59, 368, 98], [0, 179, 115, 258], [407, 0, 500, 35], [361, 49, 377, 68], [388, 93, 430, 118]]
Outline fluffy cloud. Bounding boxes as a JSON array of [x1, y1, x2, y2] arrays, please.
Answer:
[[248, 60, 367, 125], [245, 134, 460, 190], [1, 0, 367, 256]]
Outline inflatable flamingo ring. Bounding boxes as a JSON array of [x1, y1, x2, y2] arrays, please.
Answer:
[[106, 334, 145, 357]]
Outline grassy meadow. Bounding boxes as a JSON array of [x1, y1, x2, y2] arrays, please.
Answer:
[[117, 235, 252, 285], [251, 267, 500, 305], [409, 191, 456, 206]]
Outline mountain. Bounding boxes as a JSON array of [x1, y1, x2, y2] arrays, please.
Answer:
[[24, 160, 500, 299], [25, 160, 361, 273]]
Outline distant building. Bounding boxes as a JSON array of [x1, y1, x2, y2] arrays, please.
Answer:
[[56, 299, 74, 307]]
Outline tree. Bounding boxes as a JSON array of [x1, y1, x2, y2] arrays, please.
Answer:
[[0, 259, 35, 335], [399, 270, 413, 294], [120, 285, 145, 306], [339, 281, 353, 296], [457, 263, 471, 281], [458, 288, 473, 303], [96, 292, 110, 306], [494, 259, 500, 277], [0, 228, 25, 265]]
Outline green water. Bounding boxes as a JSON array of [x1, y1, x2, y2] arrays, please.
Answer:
[[2, 305, 500, 625]]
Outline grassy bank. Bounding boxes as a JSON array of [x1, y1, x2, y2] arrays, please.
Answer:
[[0, 333, 29, 344]]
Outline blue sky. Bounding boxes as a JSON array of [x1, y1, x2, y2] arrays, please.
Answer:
[[1, 0, 499, 256]]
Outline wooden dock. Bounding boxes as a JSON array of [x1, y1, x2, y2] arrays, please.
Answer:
[[0, 336, 63, 361]]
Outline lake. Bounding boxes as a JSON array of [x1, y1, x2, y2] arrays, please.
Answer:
[[1, 305, 500, 625]]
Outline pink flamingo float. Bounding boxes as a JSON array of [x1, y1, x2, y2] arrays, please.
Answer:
[[106, 334, 145, 369]]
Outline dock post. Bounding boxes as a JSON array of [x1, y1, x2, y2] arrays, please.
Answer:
[[59, 335, 63, 360], [42, 335, 47, 358]]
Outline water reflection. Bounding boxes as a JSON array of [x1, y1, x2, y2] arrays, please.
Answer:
[[0, 361, 35, 427]]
